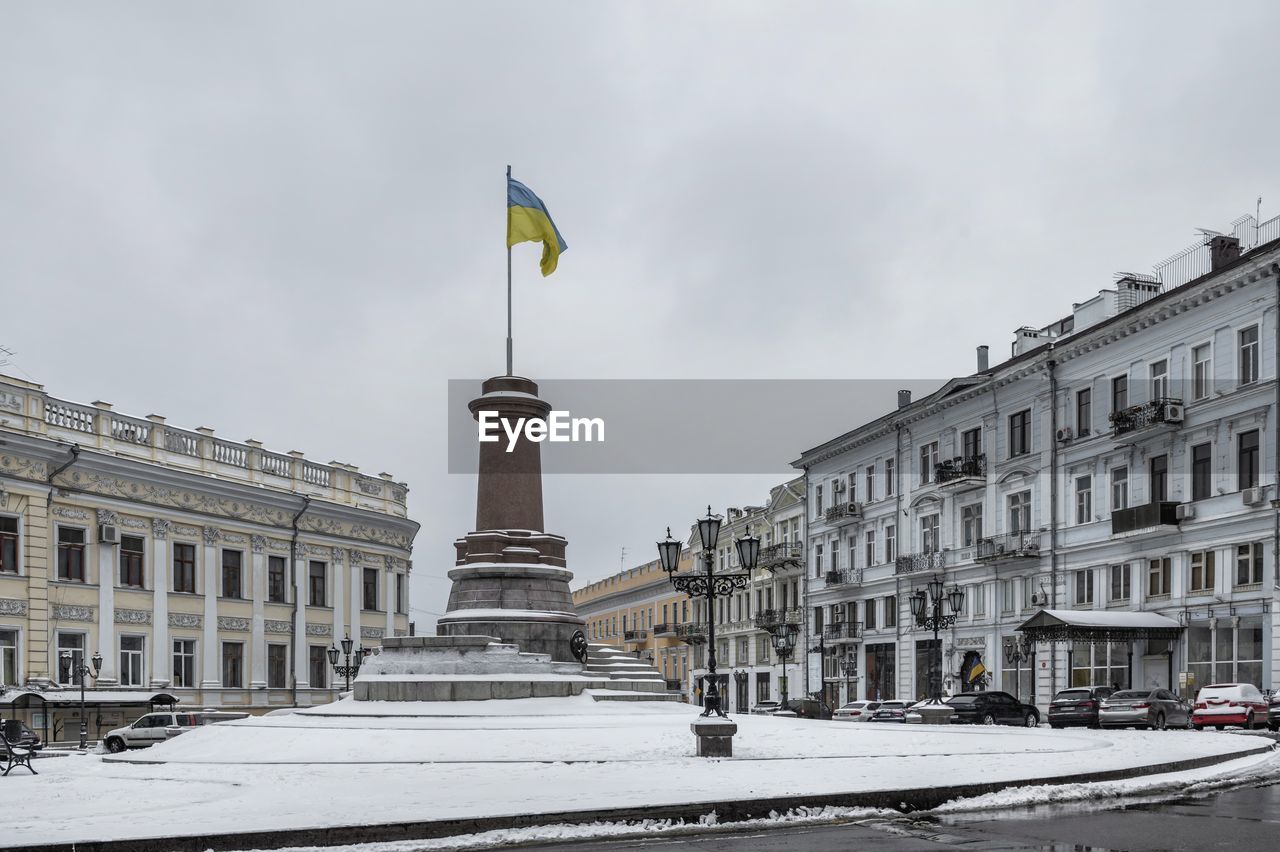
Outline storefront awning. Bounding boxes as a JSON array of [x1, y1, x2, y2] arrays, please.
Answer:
[[0, 689, 180, 709], [1016, 609, 1183, 644]]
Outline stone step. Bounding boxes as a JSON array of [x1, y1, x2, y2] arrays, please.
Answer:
[[590, 690, 682, 702]]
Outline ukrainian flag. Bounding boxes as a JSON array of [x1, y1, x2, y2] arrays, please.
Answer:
[[507, 177, 567, 277]]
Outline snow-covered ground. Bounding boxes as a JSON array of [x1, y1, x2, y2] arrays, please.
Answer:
[[0, 694, 1272, 849]]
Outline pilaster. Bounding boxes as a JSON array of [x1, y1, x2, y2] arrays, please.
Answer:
[[200, 526, 220, 688], [249, 535, 267, 688], [95, 509, 119, 685], [150, 519, 171, 687], [331, 546, 345, 647], [293, 544, 308, 688]]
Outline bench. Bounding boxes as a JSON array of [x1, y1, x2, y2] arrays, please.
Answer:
[[1, 732, 37, 776]]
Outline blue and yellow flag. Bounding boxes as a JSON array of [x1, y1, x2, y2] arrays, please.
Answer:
[[507, 177, 567, 277]]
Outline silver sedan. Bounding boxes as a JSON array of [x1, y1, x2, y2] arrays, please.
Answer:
[[1098, 688, 1192, 730]]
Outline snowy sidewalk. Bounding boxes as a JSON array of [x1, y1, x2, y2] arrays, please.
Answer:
[[0, 695, 1274, 850]]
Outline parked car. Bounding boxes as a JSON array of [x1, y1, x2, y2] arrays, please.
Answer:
[[833, 700, 881, 722], [782, 698, 833, 720], [1192, 683, 1270, 730], [1098, 688, 1192, 730], [947, 691, 1040, 726], [1048, 686, 1115, 729], [163, 710, 250, 738], [904, 699, 945, 724], [867, 700, 914, 722], [750, 701, 781, 715], [104, 709, 248, 752], [1269, 695, 1280, 732], [1, 718, 43, 750]]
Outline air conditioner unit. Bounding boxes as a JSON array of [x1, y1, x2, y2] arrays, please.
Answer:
[[847, 502, 863, 518], [1175, 503, 1195, 521], [99, 524, 119, 544], [1030, 592, 1046, 606], [1163, 403, 1185, 424], [1242, 487, 1266, 506], [1055, 427, 1074, 443]]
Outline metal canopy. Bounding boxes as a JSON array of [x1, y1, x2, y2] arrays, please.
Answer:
[[0, 689, 180, 708], [1015, 609, 1183, 644]]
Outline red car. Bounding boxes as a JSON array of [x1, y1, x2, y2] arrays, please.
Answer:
[[1191, 683, 1269, 730]]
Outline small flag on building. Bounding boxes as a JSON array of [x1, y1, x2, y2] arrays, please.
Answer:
[[507, 176, 567, 277]]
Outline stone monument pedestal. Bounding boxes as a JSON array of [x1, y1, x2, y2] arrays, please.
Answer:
[[691, 718, 738, 757]]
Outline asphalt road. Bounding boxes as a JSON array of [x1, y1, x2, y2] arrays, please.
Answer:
[[528, 781, 1280, 852]]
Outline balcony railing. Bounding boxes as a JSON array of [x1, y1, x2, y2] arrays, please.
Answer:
[[1112, 501, 1181, 534], [758, 542, 803, 570], [823, 622, 863, 642], [824, 569, 862, 586], [623, 629, 648, 642], [824, 502, 863, 524], [935, 455, 986, 488], [975, 531, 1042, 562], [653, 622, 676, 637], [753, 608, 802, 631], [676, 623, 708, 644], [1110, 398, 1183, 436], [895, 551, 944, 575]]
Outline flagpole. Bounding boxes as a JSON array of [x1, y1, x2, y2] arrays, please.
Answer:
[[506, 164, 513, 376]]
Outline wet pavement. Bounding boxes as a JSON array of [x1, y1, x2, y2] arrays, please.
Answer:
[[531, 780, 1280, 851]]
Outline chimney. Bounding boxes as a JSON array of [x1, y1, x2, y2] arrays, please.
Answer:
[[1209, 235, 1241, 271], [897, 389, 912, 408], [976, 345, 989, 372], [1115, 275, 1160, 312]]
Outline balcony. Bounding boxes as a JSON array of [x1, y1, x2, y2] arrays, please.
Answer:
[[975, 531, 1042, 562], [623, 629, 648, 643], [935, 455, 987, 491], [824, 502, 863, 525], [754, 608, 802, 631], [758, 542, 803, 571], [676, 623, 708, 644], [824, 569, 862, 586], [653, 622, 677, 637], [1110, 398, 1184, 437], [895, 551, 944, 575], [1112, 501, 1182, 535], [823, 621, 863, 644]]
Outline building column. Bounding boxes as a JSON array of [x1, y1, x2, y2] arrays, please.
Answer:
[[384, 556, 396, 638], [331, 547, 345, 648], [95, 509, 119, 685], [249, 535, 268, 689], [200, 526, 220, 688], [293, 544, 309, 688], [150, 520, 171, 687], [348, 550, 362, 644]]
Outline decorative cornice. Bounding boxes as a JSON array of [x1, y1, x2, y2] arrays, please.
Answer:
[[305, 622, 332, 637], [0, 598, 28, 616], [173, 524, 200, 538], [217, 616, 250, 632], [360, 626, 385, 639], [264, 619, 293, 634], [115, 608, 152, 625], [53, 604, 95, 622], [51, 506, 90, 521], [118, 516, 148, 530], [169, 613, 203, 629], [221, 533, 247, 545]]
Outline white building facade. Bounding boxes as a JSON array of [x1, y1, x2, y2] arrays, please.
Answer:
[[798, 219, 1280, 711]]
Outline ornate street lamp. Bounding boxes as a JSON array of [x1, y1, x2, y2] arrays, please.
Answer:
[[909, 578, 964, 703], [772, 623, 797, 709], [327, 634, 371, 693], [656, 507, 752, 718], [841, 654, 859, 705], [1003, 634, 1034, 702], [733, 669, 749, 713], [59, 649, 103, 749]]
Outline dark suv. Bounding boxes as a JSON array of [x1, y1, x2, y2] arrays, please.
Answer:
[[782, 698, 833, 720], [947, 691, 1040, 726], [1048, 686, 1115, 729]]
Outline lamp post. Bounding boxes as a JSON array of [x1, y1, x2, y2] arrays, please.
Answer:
[[1003, 635, 1033, 702], [656, 507, 753, 718], [772, 623, 796, 709], [59, 649, 103, 749], [733, 669, 748, 713], [909, 577, 964, 703], [327, 634, 371, 693], [841, 654, 859, 705]]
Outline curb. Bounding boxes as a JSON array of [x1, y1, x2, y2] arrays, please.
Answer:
[[10, 742, 1274, 852]]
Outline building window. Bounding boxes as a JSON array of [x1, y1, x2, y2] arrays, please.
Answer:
[[1239, 325, 1260, 386], [1009, 410, 1030, 457], [962, 427, 981, 459], [1238, 430, 1260, 491], [884, 459, 895, 497], [1073, 569, 1094, 606], [1187, 617, 1264, 689], [1150, 455, 1168, 502], [1071, 642, 1128, 689], [56, 632, 84, 686], [1001, 579, 1015, 613], [884, 595, 896, 628], [221, 549, 243, 599], [1111, 466, 1128, 511], [363, 568, 379, 611], [864, 599, 877, 630], [1191, 443, 1212, 502], [1, 629, 18, 687], [920, 515, 939, 553], [119, 636, 144, 687], [885, 524, 896, 562], [815, 485, 823, 516], [1109, 564, 1130, 603], [0, 517, 18, 574], [309, 561, 327, 607], [814, 543, 823, 578], [119, 535, 145, 588], [1235, 542, 1264, 587], [972, 583, 986, 616], [846, 471, 857, 503], [1112, 375, 1128, 413], [961, 503, 983, 547], [173, 639, 196, 688], [267, 643, 288, 689], [1008, 490, 1031, 534], [268, 555, 287, 603], [396, 573, 407, 614], [1189, 550, 1215, 593], [1076, 389, 1091, 436], [1075, 475, 1092, 524], [221, 642, 244, 688], [864, 531, 875, 567], [1150, 359, 1168, 400], [1192, 343, 1212, 401], [173, 542, 196, 593], [919, 442, 939, 485], [1147, 557, 1171, 597], [57, 527, 86, 582]]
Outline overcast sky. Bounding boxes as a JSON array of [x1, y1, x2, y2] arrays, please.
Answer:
[[2, 2, 1277, 629]]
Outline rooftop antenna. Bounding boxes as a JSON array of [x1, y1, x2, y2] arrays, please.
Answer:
[[619, 546, 627, 572], [1258, 196, 1263, 223], [0, 345, 13, 369]]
